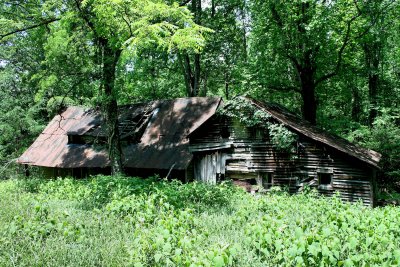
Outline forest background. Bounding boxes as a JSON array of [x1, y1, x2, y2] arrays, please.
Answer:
[[0, 0, 399, 191]]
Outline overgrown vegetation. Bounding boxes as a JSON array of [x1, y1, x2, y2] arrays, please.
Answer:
[[1, 175, 399, 266], [221, 97, 297, 153], [347, 111, 400, 191]]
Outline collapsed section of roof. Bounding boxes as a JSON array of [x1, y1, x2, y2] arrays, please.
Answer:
[[17, 97, 222, 170]]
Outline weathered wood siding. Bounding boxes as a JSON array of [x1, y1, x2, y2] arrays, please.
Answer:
[[189, 117, 376, 206]]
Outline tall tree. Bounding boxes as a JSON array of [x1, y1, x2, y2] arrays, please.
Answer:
[[178, 0, 250, 98], [250, 0, 363, 124], [202, 0, 250, 99], [356, 0, 397, 125], [179, 0, 202, 97], [0, 1, 58, 163]]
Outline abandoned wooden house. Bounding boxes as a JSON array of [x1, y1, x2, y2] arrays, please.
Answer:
[[189, 97, 381, 206], [18, 96, 381, 206]]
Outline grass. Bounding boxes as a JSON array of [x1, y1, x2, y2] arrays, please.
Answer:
[[0, 175, 399, 266]]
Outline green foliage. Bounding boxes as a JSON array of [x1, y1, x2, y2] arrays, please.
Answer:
[[46, 96, 76, 115], [79, 0, 212, 53], [0, 63, 46, 164], [221, 97, 297, 153], [117, 51, 185, 102], [245, 192, 400, 266], [23, 175, 236, 211], [1, 176, 400, 266], [347, 109, 400, 190], [249, 0, 357, 92], [5, 205, 85, 241]]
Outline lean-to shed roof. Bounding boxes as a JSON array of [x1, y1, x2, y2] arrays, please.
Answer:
[[244, 97, 381, 168]]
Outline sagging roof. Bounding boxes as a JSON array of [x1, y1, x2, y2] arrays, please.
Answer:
[[18, 97, 222, 170], [244, 97, 381, 168]]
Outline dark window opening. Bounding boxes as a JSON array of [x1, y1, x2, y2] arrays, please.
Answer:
[[262, 173, 273, 189], [68, 135, 85, 144], [68, 135, 106, 145], [248, 127, 268, 140], [318, 173, 332, 185], [249, 178, 258, 185], [247, 127, 261, 139], [220, 126, 230, 139]]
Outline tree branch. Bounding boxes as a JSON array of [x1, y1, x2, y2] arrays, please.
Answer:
[[354, 0, 396, 40], [287, 54, 300, 70], [179, 0, 192, 7], [122, 7, 133, 37], [73, 0, 97, 35], [0, 18, 59, 40], [315, 7, 362, 85], [269, 85, 301, 93]]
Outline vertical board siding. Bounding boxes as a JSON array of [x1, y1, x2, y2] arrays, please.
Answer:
[[190, 117, 374, 206]]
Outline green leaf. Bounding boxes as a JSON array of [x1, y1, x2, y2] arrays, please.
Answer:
[[213, 255, 225, 267], [154, 253, 162, 263]]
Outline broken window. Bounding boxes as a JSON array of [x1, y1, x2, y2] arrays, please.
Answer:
[[247, 127, 264, 140], [219, 117, 230, 139]]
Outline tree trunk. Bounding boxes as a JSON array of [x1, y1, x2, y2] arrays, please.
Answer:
[[368, 72, 379, 125], [351, 86, 361, 123], [241, 1, 248, 61], [179, 0, 201, 97], [193, 53, 201, 96], [364, 41, 380, 126], [101, 41, 123, 175], [200, 71, 208, 96], [300, 77, 317, 125], [180, 53, 195, 96], [179, 53, 201, 98], [297, 4, 317, 125], [192, 0, 201, 97], [224, 70, 229, 99], [298, 56, 317, 125]]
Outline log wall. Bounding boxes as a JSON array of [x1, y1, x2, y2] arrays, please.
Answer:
[[189, 117, 376, 206]]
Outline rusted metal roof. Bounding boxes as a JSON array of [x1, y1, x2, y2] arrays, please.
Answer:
[[18, 97, 222, 170], [244, 97, 381, 168], [18, 107, 109, 168], [124, 97, 222, 169]]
